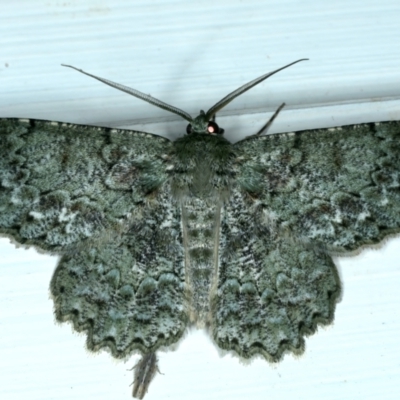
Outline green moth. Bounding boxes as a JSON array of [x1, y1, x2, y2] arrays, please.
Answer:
[[1, 60, 399, 398]]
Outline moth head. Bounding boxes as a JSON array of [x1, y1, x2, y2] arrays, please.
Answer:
[[186, 110, 224, 136], [62, 59, 307, 137]]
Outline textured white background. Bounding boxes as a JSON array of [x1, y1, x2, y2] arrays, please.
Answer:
[[1, 1, 400, 399]]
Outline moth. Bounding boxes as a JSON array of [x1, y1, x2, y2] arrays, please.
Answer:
[[1, 60, 399, 399]]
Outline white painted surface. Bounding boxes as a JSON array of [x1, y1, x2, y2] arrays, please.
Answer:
[[1, 1, 399, 399]]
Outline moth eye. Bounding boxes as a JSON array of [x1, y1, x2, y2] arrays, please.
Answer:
[[207, 121, 220, 134], [186, 124, 192, 134]]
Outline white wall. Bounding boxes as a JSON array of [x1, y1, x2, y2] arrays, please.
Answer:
[[1, 1, 399, 399]]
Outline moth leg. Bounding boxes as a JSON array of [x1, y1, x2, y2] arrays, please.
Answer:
[[250, 102, 286, 137], [131, 353, 159, 399]]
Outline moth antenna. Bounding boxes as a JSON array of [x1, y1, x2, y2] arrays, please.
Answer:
[[61, 64, 193, 123], [205, 59, 308, 119], [254, 102, 286, 136]]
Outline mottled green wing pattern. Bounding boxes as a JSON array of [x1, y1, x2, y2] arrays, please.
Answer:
[[234, 121, 400, 253], [0, 118, 170, 252], [51, 186, 187, 357], [0, 118, 188, 356], [2, 116, 399, 372], [212, 187, 340, 361], [212, 121, 400, 360]]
